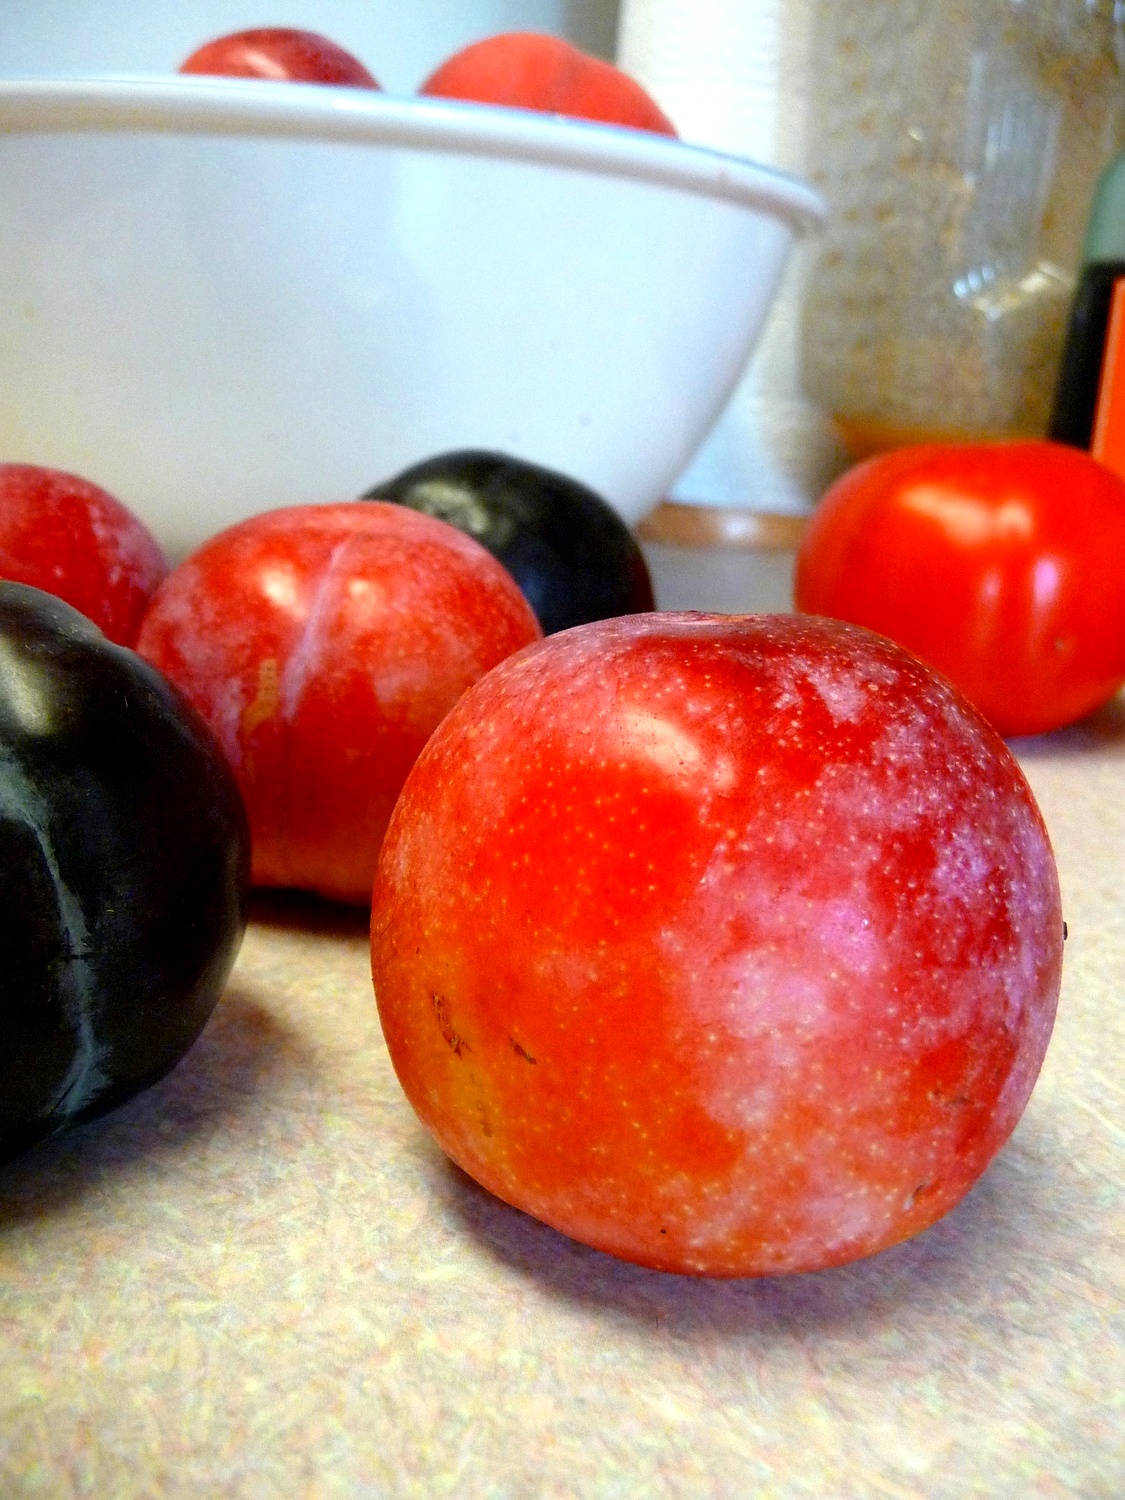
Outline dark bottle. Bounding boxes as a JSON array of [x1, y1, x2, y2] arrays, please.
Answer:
[[1050, 155, 1125, 451], [1050, 261, 1125, 446]]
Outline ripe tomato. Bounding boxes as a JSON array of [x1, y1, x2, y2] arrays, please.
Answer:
[[136, 502, 539, 905], [795, 441, 1125, 736], [371, 612, 1062, 1277], [0, 463, 166, 647], [419, 32, 676, 136], [179, 28, 379, 87]]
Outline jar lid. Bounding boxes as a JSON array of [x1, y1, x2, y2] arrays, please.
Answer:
[[1084, 152, 1125, 263]]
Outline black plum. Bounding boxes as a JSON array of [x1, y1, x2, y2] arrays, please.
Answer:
[[0, 583, 250, 1164], [363, 450, 655, 635]]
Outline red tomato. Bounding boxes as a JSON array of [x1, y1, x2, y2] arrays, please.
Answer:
[[795, 441, 1125, 737], [371, 613, 1062, 1277], [136, 502, 539, 904], [0, 464, 166, 646], [179, 28, 379, 87], [420, 32, 677, 136]]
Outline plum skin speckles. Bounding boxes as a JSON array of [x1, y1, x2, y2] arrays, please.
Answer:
[[370, 611, 1063, 1277]]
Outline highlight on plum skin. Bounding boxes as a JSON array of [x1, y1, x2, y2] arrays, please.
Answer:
[[135, 501, 540, 906], [370, 611, 1064, 1278]]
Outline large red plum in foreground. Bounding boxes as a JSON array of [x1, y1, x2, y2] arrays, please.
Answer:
[[371, 612, 1063, 1276]]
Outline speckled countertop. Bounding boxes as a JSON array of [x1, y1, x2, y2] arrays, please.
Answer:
[[1, 544, 1122, 1499]]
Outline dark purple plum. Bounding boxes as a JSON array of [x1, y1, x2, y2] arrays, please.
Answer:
[[0, 583, 249, 1163], [364, 450, 655, 635]]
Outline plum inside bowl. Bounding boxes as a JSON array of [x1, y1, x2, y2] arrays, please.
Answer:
[[0, 76, 823, 558]]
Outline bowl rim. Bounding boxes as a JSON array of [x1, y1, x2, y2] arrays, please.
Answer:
[[0, 75, 825, 231]]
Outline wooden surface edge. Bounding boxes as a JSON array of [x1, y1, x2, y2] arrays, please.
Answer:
[[636, 502, 809, 551]]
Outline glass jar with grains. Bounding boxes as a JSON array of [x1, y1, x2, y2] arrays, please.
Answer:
[[800, 0, 1125, 458]]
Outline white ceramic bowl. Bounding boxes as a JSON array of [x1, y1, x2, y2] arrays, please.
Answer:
[[0, 77, 823, 558]]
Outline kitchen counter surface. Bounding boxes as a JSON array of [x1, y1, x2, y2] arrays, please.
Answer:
[[2, 543, 1122, 1499]]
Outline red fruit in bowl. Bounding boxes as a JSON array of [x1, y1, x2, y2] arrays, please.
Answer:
[[136, 502, 539, 905], [179, 28, 380, 88], [420, 32, 677, 136], [371, 612, 1063, 1277], [0, 463, 167, 647]]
